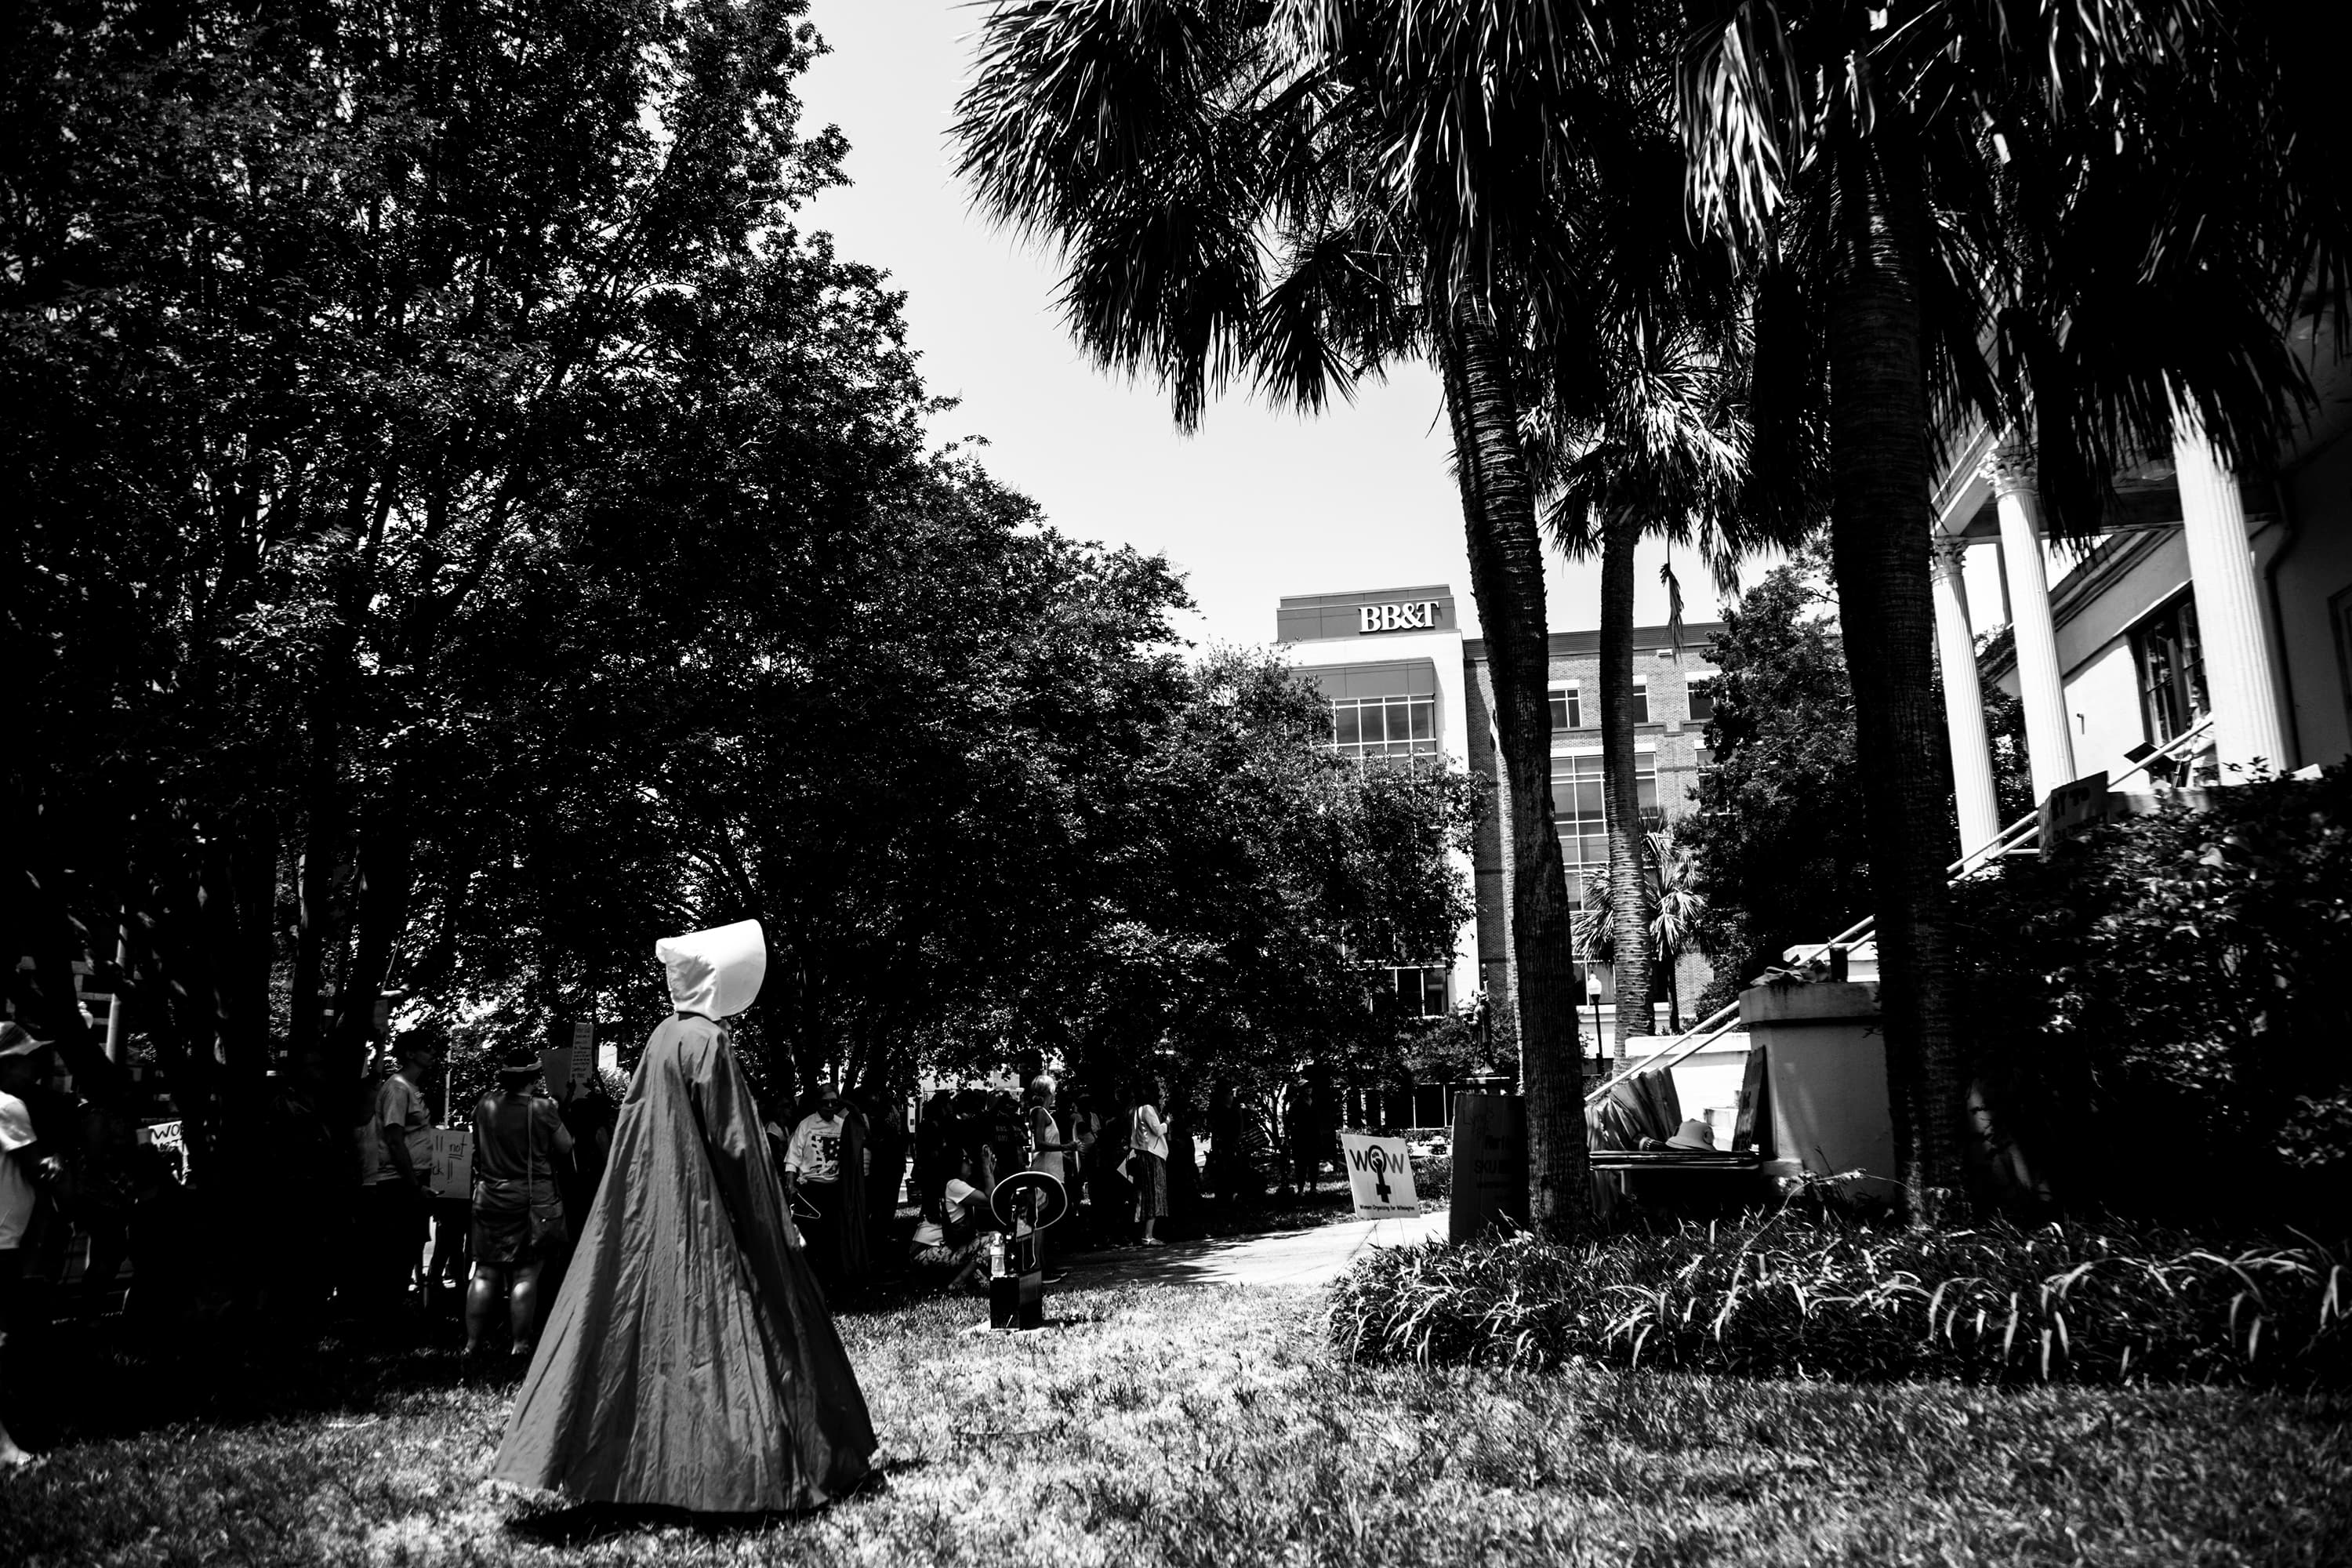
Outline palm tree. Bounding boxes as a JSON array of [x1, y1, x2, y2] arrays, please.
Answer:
[[1573, 825, 1708, 1040], [955, 0, 1605, 1232], [1536, 318, 1771, 1065], [1677, 1, 2347, 1220]]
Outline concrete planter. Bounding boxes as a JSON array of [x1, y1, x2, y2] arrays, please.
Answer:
[[1739, 979, 1899, 1198]]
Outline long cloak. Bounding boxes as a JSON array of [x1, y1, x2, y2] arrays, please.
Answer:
[[492, 1013, 876, 1512]]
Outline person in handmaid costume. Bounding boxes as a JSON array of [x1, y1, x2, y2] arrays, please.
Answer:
[[491, 920, 876, 1513]]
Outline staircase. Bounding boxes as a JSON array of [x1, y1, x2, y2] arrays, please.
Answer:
[[1582, 716, 2216, 1109]]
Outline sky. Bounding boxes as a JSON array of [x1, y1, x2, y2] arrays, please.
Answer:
[[792, 0, 1719, 650]]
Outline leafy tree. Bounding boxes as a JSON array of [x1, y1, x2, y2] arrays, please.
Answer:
[[1573, 825, 1707, 1035], [1951, 768, 2352, 1229], [1540, 318, 1779, 1059], [953, 0, 1756, 1232], [1684, 545, 2027, 1012], [2, 0, 858, 1142], [1679, 0, 2351, 1218]]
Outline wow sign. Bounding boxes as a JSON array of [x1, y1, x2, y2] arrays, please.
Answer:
[[1339, 1133, 1420, 1218]]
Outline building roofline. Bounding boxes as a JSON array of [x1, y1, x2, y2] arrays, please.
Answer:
[[1462, 623, 1726, 661]]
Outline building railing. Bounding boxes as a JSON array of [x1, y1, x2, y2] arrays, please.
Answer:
[[1580, 716, 2216, 1108]]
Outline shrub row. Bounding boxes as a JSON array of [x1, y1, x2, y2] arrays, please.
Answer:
[[1327, 1219, 2350, 1387]]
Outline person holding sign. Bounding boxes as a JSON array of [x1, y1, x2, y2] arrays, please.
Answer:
[[492, 920, 873, 1513], [465, 1047, 573, 1362]]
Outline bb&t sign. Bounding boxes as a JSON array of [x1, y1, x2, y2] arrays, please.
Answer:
[[1359, 600, 1443, 634]]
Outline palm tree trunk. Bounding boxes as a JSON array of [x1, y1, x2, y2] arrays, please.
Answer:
[[1599, 508, 1650, 1065], [1438, 300, 1592, 1236], [1824, 133, 1965, 1222]]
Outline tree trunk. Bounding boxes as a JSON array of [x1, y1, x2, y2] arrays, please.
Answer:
[[1438, 300, 1592, 1236], [1599, 508, 1650, 1065], [1824, 132, 1965, 1222]]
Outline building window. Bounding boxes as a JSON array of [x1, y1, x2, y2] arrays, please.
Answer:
[[1631, 677, 1650, 725], [1549, 684, 1581, 735], [1327, 695, 1438, 765], [2132, 595, 2208, 746], [1550, 752, 1659, 904], [1384, 964, 1449, 1018], [1687, 678, 1715, 724]]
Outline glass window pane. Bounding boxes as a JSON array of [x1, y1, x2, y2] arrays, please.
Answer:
[[1632, 690, 1650, 724], [1638, 776, 1657, 812], [1411, 700, 1434, 741], [1548, 695, 1566, 730], [1362, 703, 1388, 744], [1335, 703, 1359, 746]]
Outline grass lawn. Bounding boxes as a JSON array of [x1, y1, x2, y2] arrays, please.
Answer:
[[2, 1279, 2345, 1566]]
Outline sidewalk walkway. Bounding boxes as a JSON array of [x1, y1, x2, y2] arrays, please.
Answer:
[[1054, 1209, 1445, 1292]]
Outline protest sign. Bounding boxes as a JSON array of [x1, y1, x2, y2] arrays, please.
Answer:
[[1449, 1093, 1527, 1243], [1339, 1132, 1419, 1218], [426, 1127, 474, 1200], [569, 1019, 596, 1087]]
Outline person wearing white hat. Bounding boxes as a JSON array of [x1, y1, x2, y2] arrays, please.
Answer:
[[491, 920, 874, 1512]]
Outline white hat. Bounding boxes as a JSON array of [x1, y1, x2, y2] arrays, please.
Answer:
[[1664, 1119, 1717, 1152], [656, 920, 767, 1019]]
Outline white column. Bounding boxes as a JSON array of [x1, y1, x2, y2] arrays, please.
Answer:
[[2171, 397, 2289, 774], [1929, 535, 2002, 856], [1984, 440, 2077, 802]]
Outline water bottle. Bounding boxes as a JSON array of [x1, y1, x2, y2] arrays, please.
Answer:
[[985, 1232, 1004, 1278]]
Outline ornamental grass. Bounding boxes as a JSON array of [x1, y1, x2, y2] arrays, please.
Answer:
[[1327, 1218, 2351, 1388]]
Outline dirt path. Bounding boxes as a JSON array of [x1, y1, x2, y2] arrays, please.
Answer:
[[1053, 1210, 1444, 1291]]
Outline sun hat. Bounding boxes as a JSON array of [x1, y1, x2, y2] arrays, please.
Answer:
[[1664, 1119, 1717, 1152], [498, 1044, 543, 1080]]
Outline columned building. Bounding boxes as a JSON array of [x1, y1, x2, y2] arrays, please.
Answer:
[[1928, 328, 2351, 837], [1276, 586, 1722, 1047]]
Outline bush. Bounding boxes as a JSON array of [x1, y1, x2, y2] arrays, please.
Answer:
[[1414, 1153, 1451, 1202], [1951, 767, 2352, 1225], [1327, 1218, 2351, 1388]]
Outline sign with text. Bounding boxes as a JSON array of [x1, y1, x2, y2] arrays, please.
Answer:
[[1358, 600, 1443, 635], [1448, 1094, 1527, 1243], [1339, 1132, 1420, 1218], [2038, 771, 2111, 855], [426, 1127, 474, 1200], [569, 1019, 597, 1086]]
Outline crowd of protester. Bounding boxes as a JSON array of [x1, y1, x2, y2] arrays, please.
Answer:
[[0, 1008, 1345, 1465]]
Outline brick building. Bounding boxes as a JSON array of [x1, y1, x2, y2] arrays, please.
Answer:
[[1277, 585, 1722, 1051]]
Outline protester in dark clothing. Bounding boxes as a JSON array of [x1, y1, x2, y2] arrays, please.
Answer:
[[861, 1089, 908, 1271], [1165, 1090, 1202, 1226], [466, 1050, 575, 1359], [363, 1042, 442, 1325], [911, 1090, 954, 1221], [557, 1080, 619, 1234], [492, 918, 873, 1512]]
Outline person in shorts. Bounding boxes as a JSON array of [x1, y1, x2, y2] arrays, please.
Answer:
[[465, 1047, 574, 1360]]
